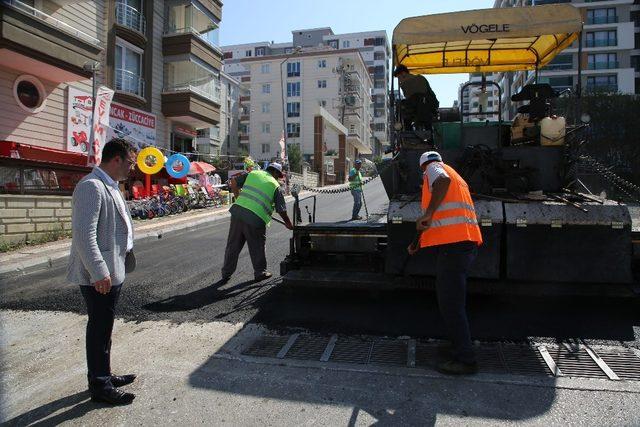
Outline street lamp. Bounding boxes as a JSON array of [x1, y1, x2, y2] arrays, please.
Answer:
[[83, 61, 100, 150], [279, 46, 302, 166]]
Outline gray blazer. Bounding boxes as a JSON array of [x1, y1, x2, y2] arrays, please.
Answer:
[[67, 168, 135, 286]]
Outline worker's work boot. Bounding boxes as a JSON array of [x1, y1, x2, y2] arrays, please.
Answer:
[[255, 272, 273, 282], [436, 359, 478, 375]]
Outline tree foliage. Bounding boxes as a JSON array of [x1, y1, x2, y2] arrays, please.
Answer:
[[287, 143, 302, 173]]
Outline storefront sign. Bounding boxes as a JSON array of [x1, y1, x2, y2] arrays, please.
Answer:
[[67, 88, 157, 154], [109, 103, 157, 149], [174, 126, 197, 137], [87, 86, 114, 167]]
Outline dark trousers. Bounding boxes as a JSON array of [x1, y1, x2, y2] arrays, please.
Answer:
[[80, 284, 122, 391], [435, 241, 477, 364], [351, 189, 362, 219], [221, 216, 267, 279]]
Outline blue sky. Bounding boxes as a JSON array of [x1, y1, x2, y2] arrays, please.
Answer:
[[219, 0, 496, 107]]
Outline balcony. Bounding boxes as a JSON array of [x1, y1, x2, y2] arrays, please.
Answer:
[[115, 1, 146, 36], [0, 0, 102, 82], [588, 61, 619, 70], [115, 68, 145, 98], [586, 39, 617, 47], [587, 16, 618, 25]]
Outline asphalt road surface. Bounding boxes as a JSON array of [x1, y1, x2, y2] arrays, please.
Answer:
[[1, 179, 639, 348]]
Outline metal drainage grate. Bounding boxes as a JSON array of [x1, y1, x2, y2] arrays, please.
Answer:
[[369, 340, 408, 366], [243, 335, 290, 358], [241, 333, 640, 381], [329, 338, 373, 364], [285, 335, 330, 361], [597, 349, 640, 381]]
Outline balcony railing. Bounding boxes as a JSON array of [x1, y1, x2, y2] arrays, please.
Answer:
[[164, 27, 221, 51], [588, 61, 619, 70], [586, 39, 617, 47], [587, 16, 618, 25], [115, 2, 146, 35], [164, 81, 221, 104], [545, 63, 573, 70], [3, 0, 100, 46], [115, 68, 145, 97]]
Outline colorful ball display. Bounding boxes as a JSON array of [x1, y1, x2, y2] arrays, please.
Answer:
[[165, 153, 191, 178], [137, 147, 165, 174]]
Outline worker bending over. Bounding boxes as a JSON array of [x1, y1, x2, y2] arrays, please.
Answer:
[[222, 163, 293, 282], [408, 151, 482, 375]]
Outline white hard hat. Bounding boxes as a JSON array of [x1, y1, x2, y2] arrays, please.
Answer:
[[267, 162, 283, 176], [419, 151, 442, 166]]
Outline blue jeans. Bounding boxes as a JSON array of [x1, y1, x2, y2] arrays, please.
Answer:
[[351, 189, 362, 219], [435, 241, 478, 364]]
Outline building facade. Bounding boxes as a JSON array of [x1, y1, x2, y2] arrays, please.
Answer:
[[494, 0, 640, 120], [0, 0, 224, 163], [222, 27, 389, 160], [459, 73, 500, 123]]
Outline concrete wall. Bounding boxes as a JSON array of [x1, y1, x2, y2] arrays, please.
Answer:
[[0, 195, 72, 245], [289, 169, 319, 188]]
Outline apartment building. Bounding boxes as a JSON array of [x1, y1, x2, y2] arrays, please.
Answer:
[[222, 27, 389, 159], [494, 0, 640, 120], [196, 71, 244, 158], [0, 0, 223, 190], [223, 43, 372, 173], [459, 74, 500, 122]]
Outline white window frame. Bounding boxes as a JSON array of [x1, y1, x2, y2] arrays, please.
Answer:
[[256, 47, 266, 57], [115, 37, 143, 94], [317, 80, 327, 89], [262, 83, 271, 94], [342, 40, 350, 48], [318, 59, 327, 68], [261, 122, 271, 134], [261, 102, 270, 113], [287, 81, 300, 97], [261, 63, 270, 74], [261, 143, 270, 154], [245, 50, 252, 57], [13, 74, 46, 114]]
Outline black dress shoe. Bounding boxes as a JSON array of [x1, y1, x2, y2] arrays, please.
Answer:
[[254, 272, 273, 282], [111, 374, 136, 387], [91, 387, 135, 405]]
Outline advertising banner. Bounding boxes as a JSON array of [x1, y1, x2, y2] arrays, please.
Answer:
[[87, 86, 114, 167]]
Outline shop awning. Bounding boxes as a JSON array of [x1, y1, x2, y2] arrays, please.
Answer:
[[0, 141, 91, 169], [392, 4, 582, 74]]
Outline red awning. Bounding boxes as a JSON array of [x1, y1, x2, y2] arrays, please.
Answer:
[[0, 141, 91, 169]]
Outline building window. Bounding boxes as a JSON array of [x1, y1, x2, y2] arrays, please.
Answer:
[[287, 81, 300, 97], [115, 38, 144, 97], [588, 53, 618, 70], [116, 0, 145, 34], [261, 143, 270, 154], [261, 63, 270, 74], [374, 37, 384, 46], [318, 99, 327, 108], [286, 122, 300, 138], [284, 47, 293, 54], [318, 59, 327, 68], [223, 51, 232, 59], [287, 62, 301, 77], [261, 122, 270, 134], [545, 76, 573, 92], [256, 47, 266, 56], [317, 80, 327, 88], [13, 75, 46, 113], [262, 84, 271, 94], [587, 75, 617, 92], [165, 1, 218, 46], [261, 102, 270, 113], [342, 40, 350, 48], [545, 53, 573, 70], [374, 80, 385, 89], [327, 40, 338, 49], [287, 102, 300, 117], [245, 50, 253, 57], [374, 51, 385, 61], [587, 8, 617, 25], [374, 123, 386, 132], [586, 30, 617, 47]]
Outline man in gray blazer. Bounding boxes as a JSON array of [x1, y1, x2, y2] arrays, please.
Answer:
[[67, 138, 138, 405]]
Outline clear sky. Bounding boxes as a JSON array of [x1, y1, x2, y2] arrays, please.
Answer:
[[219, 0, 496, 107]]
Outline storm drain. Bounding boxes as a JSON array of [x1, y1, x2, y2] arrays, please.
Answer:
[[240, 333, 640, 381]]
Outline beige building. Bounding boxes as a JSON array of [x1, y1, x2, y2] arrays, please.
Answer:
[[0, 0, 224, 169], [223, 43, 373, 174], [494, 0, 640, 120]]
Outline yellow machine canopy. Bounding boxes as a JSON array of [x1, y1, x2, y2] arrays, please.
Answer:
[[392, 4, 583, 74]]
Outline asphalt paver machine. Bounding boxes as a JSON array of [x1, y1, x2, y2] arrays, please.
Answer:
[[281, 4, 637, 295]]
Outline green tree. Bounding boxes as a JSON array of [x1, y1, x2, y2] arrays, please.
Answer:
[[287, 143, 302, 173]]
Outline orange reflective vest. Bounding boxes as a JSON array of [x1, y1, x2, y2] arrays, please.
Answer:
[[420, 163, 483, 248]]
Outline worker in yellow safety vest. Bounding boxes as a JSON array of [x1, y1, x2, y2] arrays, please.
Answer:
[[221, 162, 293, 283], [407, 151, 483, 375]]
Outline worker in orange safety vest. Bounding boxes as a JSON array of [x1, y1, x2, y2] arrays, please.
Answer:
[[407, 151, 482, 375]]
